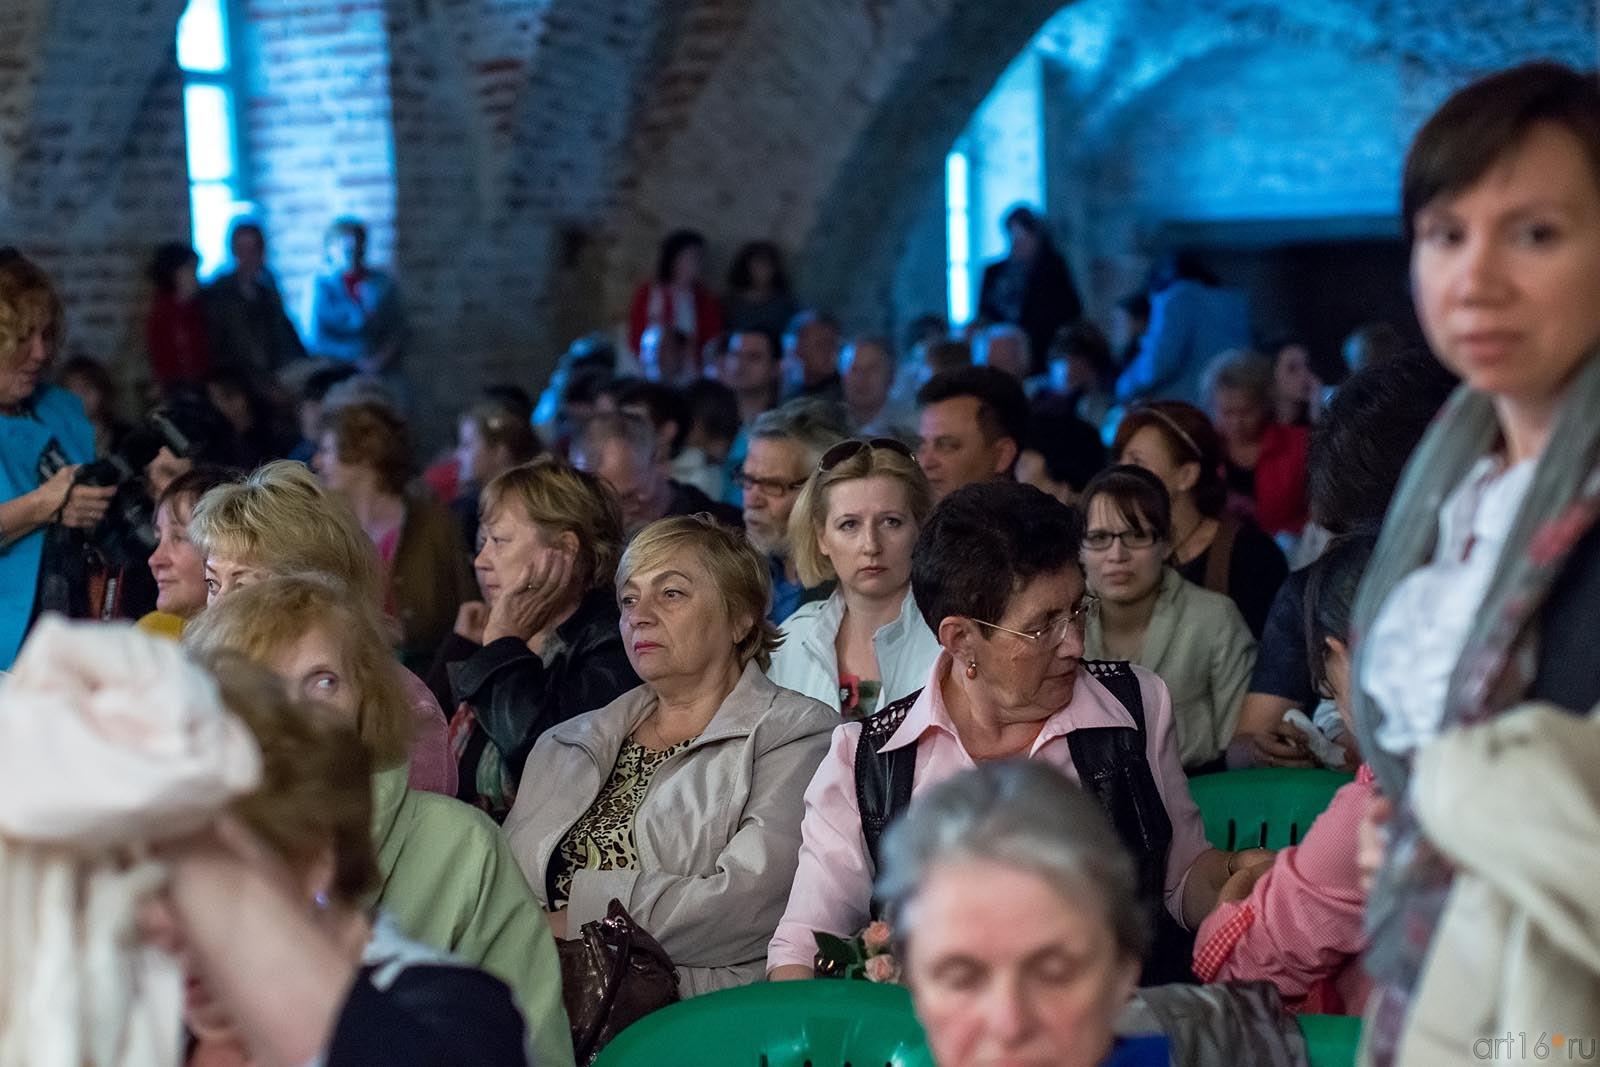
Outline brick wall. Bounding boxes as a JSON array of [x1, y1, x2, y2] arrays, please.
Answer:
[[0, 0, 191, 392], [6, 0, 1597, 442], [238, 0, 400, 332]]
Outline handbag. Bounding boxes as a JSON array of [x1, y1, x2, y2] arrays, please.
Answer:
[[557, 899, 681, 1064]]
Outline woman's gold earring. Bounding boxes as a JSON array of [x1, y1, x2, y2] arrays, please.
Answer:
[[965, 660, 978, 680]]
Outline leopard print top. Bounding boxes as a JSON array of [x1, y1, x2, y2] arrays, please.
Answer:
[[548, 736, 694, 906]]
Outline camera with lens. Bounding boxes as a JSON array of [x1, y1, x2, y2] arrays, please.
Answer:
[[37, 401, 225, 619]]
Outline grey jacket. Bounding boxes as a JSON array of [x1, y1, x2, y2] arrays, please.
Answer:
[[503, 663, 835, 996]]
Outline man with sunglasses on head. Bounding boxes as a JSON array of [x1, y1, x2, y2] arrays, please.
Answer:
[[737, 399, 848, 623]]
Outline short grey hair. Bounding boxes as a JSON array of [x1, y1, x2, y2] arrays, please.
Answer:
[[876, 760, 1149, 963], [1202, 348, 1274, 411], [747, 397, 849, 467], [572, 411, 655, 467]]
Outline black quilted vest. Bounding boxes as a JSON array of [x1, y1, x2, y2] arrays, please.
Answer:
[[853, 660, 1193, 984]]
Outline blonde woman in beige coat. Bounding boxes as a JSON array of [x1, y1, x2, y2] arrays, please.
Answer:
[[504, 515, 835, 996]]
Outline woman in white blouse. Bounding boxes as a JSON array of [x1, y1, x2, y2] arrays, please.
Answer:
[[767, 438, 941, 717], [1350, 62, 1600, 1062]]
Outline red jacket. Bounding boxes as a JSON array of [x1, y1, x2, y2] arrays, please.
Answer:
[[146, 293, 212, 388], [627, 280, 724, 359], [1253, 421, 1310, 536]]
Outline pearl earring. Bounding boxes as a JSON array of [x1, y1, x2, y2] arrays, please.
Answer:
[[965, 660, 978, 680], [314, 890, 330, 911]]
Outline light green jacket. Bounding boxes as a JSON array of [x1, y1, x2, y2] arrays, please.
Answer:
[[370, 765, 574, 1067], [1084, 567, 1257, 768]]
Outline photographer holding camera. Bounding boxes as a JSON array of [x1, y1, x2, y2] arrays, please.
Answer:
[[0, 251, 115, 669]]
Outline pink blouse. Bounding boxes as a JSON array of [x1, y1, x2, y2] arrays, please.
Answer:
[[766, 653, 1214, 972], [1193, 766, 1375, 1015]]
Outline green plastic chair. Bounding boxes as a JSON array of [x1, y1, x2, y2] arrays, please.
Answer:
[[593, 980, 932, 1067], [1299, 1013, 1363, 1067], [1188, 768, 1354, 851], [593, 978, 1362, 1067]]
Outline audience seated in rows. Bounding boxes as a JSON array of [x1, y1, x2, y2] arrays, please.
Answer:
[[768, 438, 940, 718], [505, 516, 835, 994], [767, 481, 1261, 986]]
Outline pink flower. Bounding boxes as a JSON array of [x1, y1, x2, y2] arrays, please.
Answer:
[[861, 920, 892, 954], [864, 953, 901, 984]]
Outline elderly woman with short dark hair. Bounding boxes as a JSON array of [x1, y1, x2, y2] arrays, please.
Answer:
[[880, 761, 1168, 1067], [504, 515, 835, 995], [769, 480, 1255, 985]]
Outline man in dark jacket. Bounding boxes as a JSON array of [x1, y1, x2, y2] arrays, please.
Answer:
[[977, 206, 1082, 375], [201, 221, 306, 385]]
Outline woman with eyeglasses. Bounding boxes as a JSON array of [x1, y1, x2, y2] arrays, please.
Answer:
[[767, 438, 941, 718], [1078, 466, 1257, 774], [1113, 402, 1287, 637], [768, 480, 1257, 984]]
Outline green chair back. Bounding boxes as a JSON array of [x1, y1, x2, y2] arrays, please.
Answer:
[[1187, 768, 1353, 851], [593, 980, 934, 1067], [1299, 1013, 1363, 1067], [593, 978, 1363, 1067]]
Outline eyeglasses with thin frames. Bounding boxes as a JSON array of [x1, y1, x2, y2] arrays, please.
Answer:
[[971, 598, 1099, 645]]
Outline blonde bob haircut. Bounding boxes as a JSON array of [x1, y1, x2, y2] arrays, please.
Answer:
[[481, 457, 625, 589], [189, 460, 382, 607], [184, 574, 413, 769], [788, 442, 935, 588], [200, 650, 380, 906], [617, 514, 782, 671]]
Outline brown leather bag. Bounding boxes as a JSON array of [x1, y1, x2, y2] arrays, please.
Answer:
[[557, 899, 681, 1064]]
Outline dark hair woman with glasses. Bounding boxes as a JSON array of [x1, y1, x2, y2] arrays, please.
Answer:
[[768, 438, 940, 717], [769, 480, 1255, 985], [1078, 466, 1257, 774]]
